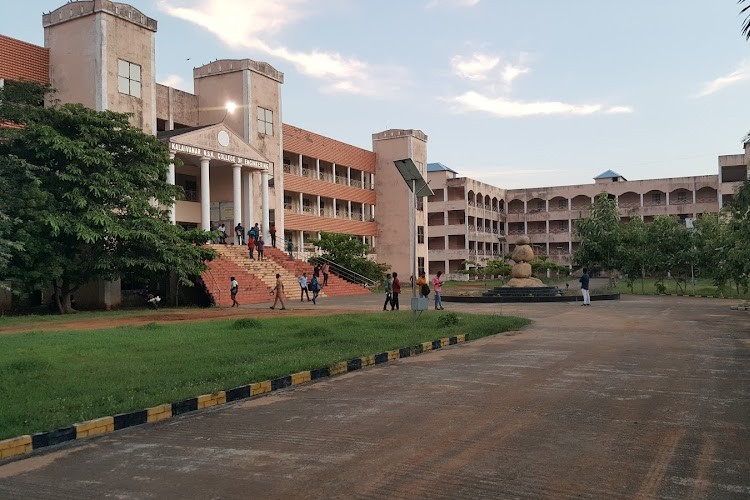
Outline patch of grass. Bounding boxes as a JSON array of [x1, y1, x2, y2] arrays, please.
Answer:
[[233, 318, 263, 329], [609, 278, 750, 299], [0, 312, 530, 440]]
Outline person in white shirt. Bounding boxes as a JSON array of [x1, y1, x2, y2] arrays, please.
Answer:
[[230, 277, 239, 307], [298, 272, 311, 302]]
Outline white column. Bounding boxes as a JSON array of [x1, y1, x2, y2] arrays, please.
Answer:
[[299, 193, 303, 213], [361, 171, 365, 187], [232, 164, 242, 232], [317, 195, 321, 216], [347, 167, 351, 186], [167, 153, 176, 225], [523, 200, 528, 213], [316, 158, 320, 179], [242, 170, 251, 228], [665, 192, 670, 206], [332, 163, 337, 183], [348, 200, 352, 220], [298, 154, 303, 175], [200, 157, 211, 231], [261, 170, 270, 241], [692, 189, 696, 204], [333, 198, 338, 217], [640, 193, 644, 206]]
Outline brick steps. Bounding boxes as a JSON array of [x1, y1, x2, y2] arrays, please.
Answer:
[[201, 244, 370, 307], [263, 247, 371, 297]]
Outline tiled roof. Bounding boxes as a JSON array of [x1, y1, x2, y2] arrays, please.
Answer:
[[427, 162, 457, 174], [0, 34, 49, 84], [594, 169, 624, 180]]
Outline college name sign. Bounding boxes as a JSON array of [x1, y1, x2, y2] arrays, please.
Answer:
[[169, 142, 269, 170]]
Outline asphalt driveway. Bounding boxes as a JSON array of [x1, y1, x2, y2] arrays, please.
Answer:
[[0, 295, 748, 499]]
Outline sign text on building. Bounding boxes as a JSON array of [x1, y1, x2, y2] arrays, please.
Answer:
[[169, 142, 269, 170]]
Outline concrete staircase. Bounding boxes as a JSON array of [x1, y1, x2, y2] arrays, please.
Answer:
[[263, 246, 371, 297], [201, 244, 370, 307]]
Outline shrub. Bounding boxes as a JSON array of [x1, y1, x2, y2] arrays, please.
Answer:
[[437, 312, 460, 327]]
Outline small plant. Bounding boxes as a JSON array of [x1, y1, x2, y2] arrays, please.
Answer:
[[437, 312, 460, 327], [655, 280, 667, 295], [233, 318, 262, 329]]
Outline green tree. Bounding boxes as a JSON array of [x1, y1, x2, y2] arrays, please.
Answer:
[[723, 180, 750, 294], [529, 255, 568, 279], [0, 83, 215, 313], [573, 192, 621, 284], [646, 216, 693, 294], [309, 232, 389, 283], [617, 217, 649, 292]]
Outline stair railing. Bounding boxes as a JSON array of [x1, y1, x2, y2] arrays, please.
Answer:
[[308, 255, 378, 289], [203, 267, 222, 306]]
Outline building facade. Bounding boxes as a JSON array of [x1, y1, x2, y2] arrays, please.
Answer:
[[426, 156, 749, 279], [2, 0, 749, 303]]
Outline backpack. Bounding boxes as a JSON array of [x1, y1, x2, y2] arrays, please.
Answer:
[[421, 283, 430, 297]]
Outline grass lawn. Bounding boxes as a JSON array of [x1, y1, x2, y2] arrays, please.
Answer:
[[0, 308, 165, 327], [608, 278, 750, 299], [0, 312, 530, 440]]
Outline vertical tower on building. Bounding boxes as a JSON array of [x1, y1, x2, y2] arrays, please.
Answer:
[[193, 60, 284, 238], [43, 0, 158, 134], [372, 129, 429, 284]]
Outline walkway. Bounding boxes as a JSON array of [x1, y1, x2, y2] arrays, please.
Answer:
[[0, 295, 748, 499]]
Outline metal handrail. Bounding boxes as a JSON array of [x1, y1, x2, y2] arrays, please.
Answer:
[[308, 255, 378, 289]]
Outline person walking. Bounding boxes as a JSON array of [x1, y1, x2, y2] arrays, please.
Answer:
[[235, 223, 245, 245], [247, 235, 255, 260], [322, 262, 330, 286], [579, 268, 591, 306], [269, 273, 286, 310], [432, 271, 445, 310], [230, 276, 239, 307], [310, 274, 320, 305], [391, 272, 401, 310], [299, 272, 311, 302], [257, 236, 265, 261], [287, 239, 294, 259], [269, 223, 277, 247], [383, 273, 393, 311], [417, 271, 429, 298]]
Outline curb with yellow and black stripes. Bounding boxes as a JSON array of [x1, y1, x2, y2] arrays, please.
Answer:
[[0, 334, 467, 461]]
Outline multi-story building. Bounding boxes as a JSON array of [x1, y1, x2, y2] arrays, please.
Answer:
[[2, 0, 748, 303], [0, 1, 428, 307], [427, 155, 749, 278]]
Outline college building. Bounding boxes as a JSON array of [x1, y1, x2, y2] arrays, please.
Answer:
[[1, 0, 748, 306]]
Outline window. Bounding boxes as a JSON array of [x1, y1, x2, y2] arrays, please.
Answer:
[[677, 192, 687, 203], [417, 225, 425, 244], [651, 193, 662, 205], [175, 174, 198, 201], [558, 199, 567, 209], [418, 257, 425, 277], [257, 107, 273, 135], [117, 59, 141, 98]]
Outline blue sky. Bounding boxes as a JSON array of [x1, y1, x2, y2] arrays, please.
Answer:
[[3, 1, 749, 188]]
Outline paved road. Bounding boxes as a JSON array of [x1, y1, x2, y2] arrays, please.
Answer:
[[1, 295, 749, 499]]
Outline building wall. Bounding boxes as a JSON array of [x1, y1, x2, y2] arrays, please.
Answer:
[[44, 0, 158, 133], [372, 129, 429, 282], [194, 60, 284, 235]]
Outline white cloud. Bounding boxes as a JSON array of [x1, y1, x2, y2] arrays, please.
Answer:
[[159, 0, 402, 98], [695, 60, 750, 97], [445, 91, 629, 117], [501, 63, 530, 85], [426, 0, 480, 8], [605, 106, 633, 114], [451, 53, 500, 81]]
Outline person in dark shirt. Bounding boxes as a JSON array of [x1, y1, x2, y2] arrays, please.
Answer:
[[391, 272, 401, 311], [579, 268, 590, 306]]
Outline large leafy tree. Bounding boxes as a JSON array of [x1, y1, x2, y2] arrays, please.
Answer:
[[617, 217, 649, 292], [573, 192, 621, 284], [0, 82, 215, 313]]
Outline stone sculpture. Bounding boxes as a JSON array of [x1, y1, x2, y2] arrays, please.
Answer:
[[504, 235, 545, 288]]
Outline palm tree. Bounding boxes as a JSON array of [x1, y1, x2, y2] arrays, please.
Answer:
[[741, 0, 750, 40]]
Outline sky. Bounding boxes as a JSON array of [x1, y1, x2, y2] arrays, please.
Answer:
[[2, 1, 749, 189]]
